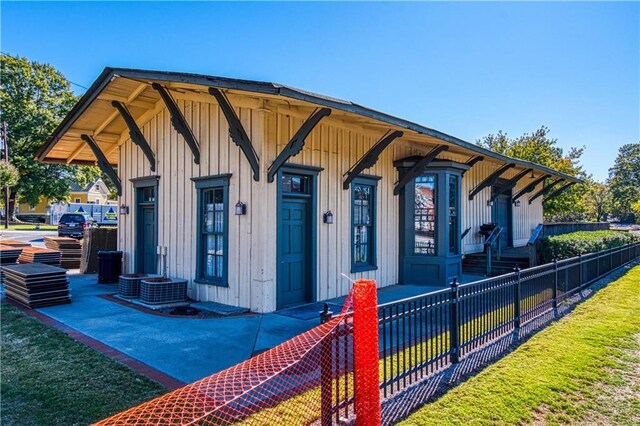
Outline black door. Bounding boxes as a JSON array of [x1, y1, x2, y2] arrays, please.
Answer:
[[492, 193, 511, 248], [277, 173, 314, 309], [136, 187, 157, 274]]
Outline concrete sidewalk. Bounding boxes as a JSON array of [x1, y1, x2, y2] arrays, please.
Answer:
[[32, 273, 481, 384]]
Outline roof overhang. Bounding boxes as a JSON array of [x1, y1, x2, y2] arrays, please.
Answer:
[[35, 67, 582, 184]]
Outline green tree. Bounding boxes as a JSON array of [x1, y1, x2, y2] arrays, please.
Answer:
[[608, 142, 640, 223], [477, 126, 587, 221], [583, 180, 611, 222], [0, 54, 105, 218], [0, 161, 19, 188]]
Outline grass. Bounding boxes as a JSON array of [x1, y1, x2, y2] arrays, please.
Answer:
[[0, 301, 166, 425], [2, 224, 58, 231], [400, 265, 640, 426]]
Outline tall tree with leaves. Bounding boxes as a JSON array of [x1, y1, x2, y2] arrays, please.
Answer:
[[583, 180, 611, 222], [477, 126, 587, 221], [608, 142, 640, 223], [0, 54, 107, 218]]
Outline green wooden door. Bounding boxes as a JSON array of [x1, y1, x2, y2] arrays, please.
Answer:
[[278, 197, 311, 308], [492, 193, 511, 248], [136, 186, 157, 274]]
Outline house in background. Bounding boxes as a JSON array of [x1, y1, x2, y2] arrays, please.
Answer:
[[67, 178, 113, 205], [15, 178, 115, 222], [36, 68, 581, 312]]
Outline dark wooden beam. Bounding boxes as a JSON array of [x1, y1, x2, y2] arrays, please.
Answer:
[[393, 145, 449, 196], [512, 174, 550, 202], [528, 178, 564, 204], [209, 88, 260, 181], [267, 107, 331, 183], [80, 134, 122, 196], [491, 168, 533, 201], [468, 163, 515, 201], [542, 182, 576, 204], [151, 83, 200, 165], [343, 130, 403, 189], [461, 156, 484, 176], [111, 101, 156, 172]]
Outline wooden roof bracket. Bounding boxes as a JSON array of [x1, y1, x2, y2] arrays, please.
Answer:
[[112, 101, 156, 172], [512, 173, 550, 202], [151, 83, 200, 165], [528, 178, 564, 204], [468, 163, 516, 201], [542, 182, 576, 205], [80, 134, 122, 196], [267, 107, 331, 183], [343, 130, 403, 189], [491, 168, 533, 202], [461, 156, 484, 176], [393, 145, 449, 196], [209, 88, 261, 181]]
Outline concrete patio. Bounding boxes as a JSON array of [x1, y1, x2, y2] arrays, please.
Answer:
[[28, 273, 482, 384]]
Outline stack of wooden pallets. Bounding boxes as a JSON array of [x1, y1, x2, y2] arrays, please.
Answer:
[[18, 247, 62, 266], [0, 245, 24, 284], [44, 237, 82, 269], [1, 239, 31, 248], [81, 227, 117, 273], [2, 263, 70, 308]]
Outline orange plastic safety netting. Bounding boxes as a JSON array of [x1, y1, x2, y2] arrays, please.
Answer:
[[94, 287, 372, 426]]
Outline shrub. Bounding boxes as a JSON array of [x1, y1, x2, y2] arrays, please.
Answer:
[[539, 230, 640, 263]]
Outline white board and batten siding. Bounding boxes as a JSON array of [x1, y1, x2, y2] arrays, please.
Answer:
[[118, 97, 543, 312], [458, 161, 543, 254], [119, 99, 268, 311]]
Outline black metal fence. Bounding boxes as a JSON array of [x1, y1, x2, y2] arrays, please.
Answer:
[[377, 242, 640, 398]]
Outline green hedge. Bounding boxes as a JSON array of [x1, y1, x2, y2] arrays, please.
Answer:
[[539, 230, 640, 263]]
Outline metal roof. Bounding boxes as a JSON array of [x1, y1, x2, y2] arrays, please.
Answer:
[[35, 67, 582, 184]]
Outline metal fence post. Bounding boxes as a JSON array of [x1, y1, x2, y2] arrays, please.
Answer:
[[578, 254, 583, 288], [449, 277, 460, 364], [319, 303, 334, 426], [552, 258, 558, 311], [320, 332, 333, 426], [609, 246, 613, 272], [514, 266, 521, 330]]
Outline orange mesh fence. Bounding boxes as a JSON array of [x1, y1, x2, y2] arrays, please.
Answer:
[[95, 284, 378, 426], [352, 279, 381, 425]]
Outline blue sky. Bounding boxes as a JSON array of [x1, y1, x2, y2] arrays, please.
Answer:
[[1, 1, 638, 181]]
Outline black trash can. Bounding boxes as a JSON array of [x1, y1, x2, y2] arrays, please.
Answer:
[[97, 250, 123, 284]]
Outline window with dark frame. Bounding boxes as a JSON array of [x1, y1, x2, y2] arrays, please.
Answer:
[[201, 188, 225, 280], [351, 178, 377, 271], [448, 175, 459, 254], [194, 175, 230, 286], [414, 175, 437, 255]]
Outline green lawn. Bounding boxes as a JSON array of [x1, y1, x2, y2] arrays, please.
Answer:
[[2, 224, 58, 231], [0, 301, 166, 425], [400, 265, 640, 426]]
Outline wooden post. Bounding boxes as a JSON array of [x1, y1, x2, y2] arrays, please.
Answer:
[[352, 279, 381, 426]]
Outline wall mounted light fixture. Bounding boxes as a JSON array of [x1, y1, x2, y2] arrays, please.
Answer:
[[235, 201, 247, 215], [323, 210, 334, 224], [513, 200, 521, 207], [119, 204, 129, 215], [487, 200, 494, 207]]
